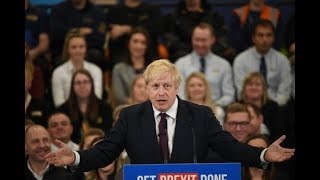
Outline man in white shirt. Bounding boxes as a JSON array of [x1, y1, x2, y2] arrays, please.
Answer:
[[233, 19, 292, 106], [175, 22, 234, 107]]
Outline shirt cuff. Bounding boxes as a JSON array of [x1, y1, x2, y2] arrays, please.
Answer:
[[72, 150, 80, 166], [260, 148, 269, 169], [260, 148, 268, 163]]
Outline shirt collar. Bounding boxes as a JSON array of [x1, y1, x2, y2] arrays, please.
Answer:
[[27, 160, 50, 179], [152, 97, 178, 120], [191, 51, 212, 60], [252, 46, 272, 59], [66, 60, 87, 72]]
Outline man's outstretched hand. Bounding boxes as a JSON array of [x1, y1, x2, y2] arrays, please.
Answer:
[[264, 135, 295, 162], [45, 139, 75, 167]]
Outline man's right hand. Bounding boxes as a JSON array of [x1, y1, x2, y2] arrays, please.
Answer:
[[45, 139, 75, 167]]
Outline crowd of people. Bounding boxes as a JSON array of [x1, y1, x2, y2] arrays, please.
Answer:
[[25, 0, 295, 179]]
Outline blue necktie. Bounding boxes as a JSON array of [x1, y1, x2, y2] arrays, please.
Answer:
[[260, 56, 267, 80], [159, 113, 169, 163], [200, 57, 206, 73]]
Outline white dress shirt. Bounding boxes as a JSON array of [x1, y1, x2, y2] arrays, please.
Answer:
[[233, 47, 292, 106], [51, 60, 103, 107], [152, 97, 178, 157], [175, 51, 235, 107]]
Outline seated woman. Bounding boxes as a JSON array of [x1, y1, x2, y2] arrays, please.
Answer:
[[79, 128, 115, 180], [184, 72, 225, 125], [112, 27, 152, 106], [242, 134, 274, 180], [57, 69, 113, 144], [51, 28, 103, 107], [126, 74, 149, 105], [25, 41, 45, 100], [239, 72, 283, 142], [25, 42, 51, 127]]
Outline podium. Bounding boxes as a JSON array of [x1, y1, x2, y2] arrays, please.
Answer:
[[123, 163, 241, 180]]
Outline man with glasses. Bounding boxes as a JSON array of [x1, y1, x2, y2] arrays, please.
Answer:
[[224, 102, 252, 143]]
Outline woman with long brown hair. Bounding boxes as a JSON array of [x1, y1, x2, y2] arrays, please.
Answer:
[[57, 69, 113, 144], [112, 27, 152, 106]]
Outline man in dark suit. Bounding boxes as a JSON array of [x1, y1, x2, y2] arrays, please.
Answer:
[[45, 59, 294, 172]]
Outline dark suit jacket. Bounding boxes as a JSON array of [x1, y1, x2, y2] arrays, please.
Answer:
[[78, 97, 263, 172], [25, 158, 84, 180]]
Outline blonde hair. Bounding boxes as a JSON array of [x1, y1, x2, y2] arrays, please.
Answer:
[[112, 104, 130, 126], [127, 74, 147, 105], [25, 42, 34, 83], [143, 59, 182, 88], [62, 28, 87, 61], [78, 128, 105, 150], [184, 72, 218, 113], [240, 72, 269, 106]]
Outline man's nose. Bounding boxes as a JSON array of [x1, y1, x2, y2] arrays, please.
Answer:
[[39, 141, 46, 147], [235, 124, 242, 131], [158, 86, 165, 95]]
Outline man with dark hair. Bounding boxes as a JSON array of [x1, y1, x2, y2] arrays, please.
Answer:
[[233, 19, 292, 107], [230, 0, 283, 54]]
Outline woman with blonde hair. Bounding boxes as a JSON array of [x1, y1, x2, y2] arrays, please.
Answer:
[[240, 72, 282, 142], [25, 42, 50, 127], [51, 28, 103, 107], [185, 72, 224, 125], [79, 128, 115, 180], [126, 74, 148, 105]]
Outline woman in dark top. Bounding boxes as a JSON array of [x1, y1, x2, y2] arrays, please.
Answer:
[[242, 134, 274, 180], [239, 72, 284, 142], [58, 69, 113, 144]]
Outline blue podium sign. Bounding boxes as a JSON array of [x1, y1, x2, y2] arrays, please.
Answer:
[[123, 163, 241, 180]]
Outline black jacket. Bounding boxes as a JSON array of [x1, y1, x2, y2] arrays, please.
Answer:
[[78, 97, 263, 172]]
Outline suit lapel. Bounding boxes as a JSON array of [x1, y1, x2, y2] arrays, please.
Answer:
[[170, 100, 193, 162], [140, 101, 162, 162]]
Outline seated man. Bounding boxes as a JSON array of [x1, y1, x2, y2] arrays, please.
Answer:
[[25, 124, 83, 180], [47, 112, 79, 151], [223, 103, 252, 143], [246, 103, 270, 136]]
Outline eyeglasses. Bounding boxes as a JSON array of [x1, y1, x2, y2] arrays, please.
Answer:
[[226, 121, 250, 128], [73, 80, 91, 86]]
